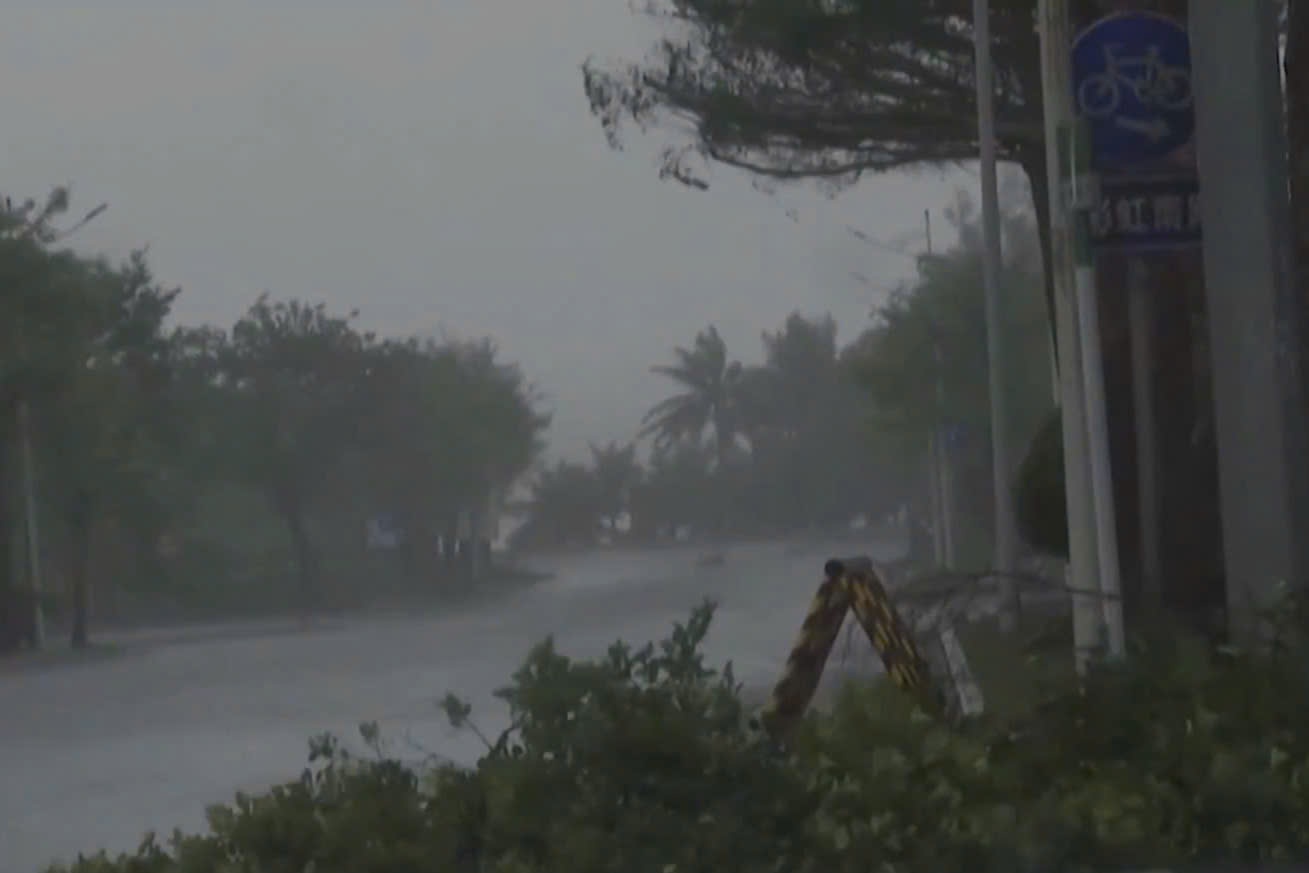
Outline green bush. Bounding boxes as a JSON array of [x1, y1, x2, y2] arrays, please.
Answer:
[[45, 603, 1309, 873]]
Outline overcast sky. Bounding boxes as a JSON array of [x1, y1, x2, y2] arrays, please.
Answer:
[[0, 2, 966, 461]]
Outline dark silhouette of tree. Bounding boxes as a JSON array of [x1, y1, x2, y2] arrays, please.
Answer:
[[206, 297, 370, 609], [582, 0, 1055, 322], [641, 325, 746, 470], [35, 250, 178, 647], [589, 441, 642, 532], [517, 461, 603, 549]]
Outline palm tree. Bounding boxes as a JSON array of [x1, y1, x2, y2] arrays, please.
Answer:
[[641, 326, 744, 470]]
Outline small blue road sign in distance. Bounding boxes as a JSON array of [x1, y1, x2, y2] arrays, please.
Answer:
[[1071, 12, 1195, 170]]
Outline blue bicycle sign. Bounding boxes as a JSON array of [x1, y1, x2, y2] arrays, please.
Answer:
[[1071, 12, 1196, 169], [1076, 43, 1192, 122]]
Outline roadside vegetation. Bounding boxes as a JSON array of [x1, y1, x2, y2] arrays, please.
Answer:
[[0, 191, 547, 649], [45, 599, 1309, 873]]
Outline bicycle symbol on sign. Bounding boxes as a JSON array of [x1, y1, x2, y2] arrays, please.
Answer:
[[1076, 42, 1192, 125]]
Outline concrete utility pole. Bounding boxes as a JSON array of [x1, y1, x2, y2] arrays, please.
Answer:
[[1037, 0, 1105, 672], [924, 209, 958, 568], [1190, 0, 1309, 636], [972, 0, 1019, 630]]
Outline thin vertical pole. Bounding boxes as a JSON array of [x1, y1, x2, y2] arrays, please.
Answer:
[[17, 398, 43, 648], [925, 209, 957, 567], [1127, 259, 1162, 605], [1039, 0, 1103, 672], [973, 0, 1019, 628], [1075, 244, 1126, 659]]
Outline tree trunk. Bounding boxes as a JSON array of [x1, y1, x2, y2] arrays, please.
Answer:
[[469, 504, 485, 581], [289, 515, 317, 608], [129, 515, 167, 593], [276, 489, 318, 612], [442, 514, 459, 576], [68, 506, 93, 650]]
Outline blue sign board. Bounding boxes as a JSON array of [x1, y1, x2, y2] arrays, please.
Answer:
[[1089, 174, 1201, 253], [1071, 12, 1195, 171]]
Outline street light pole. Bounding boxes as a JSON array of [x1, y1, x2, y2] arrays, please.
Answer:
[[972, 0, 1019, 629]]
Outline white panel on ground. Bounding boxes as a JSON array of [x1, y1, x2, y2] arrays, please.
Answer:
[[937, 620, 985, 717]]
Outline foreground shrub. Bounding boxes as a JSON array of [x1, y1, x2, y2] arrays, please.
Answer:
[[45, 603, 1309, 873]]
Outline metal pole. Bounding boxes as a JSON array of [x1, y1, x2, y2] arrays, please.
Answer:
[[1039, 0, 1104, 672], [1127, 258, 1162, 605], [928, 434, 945, 565], [972, 0, 1019, 629], [1062, 97, 1125, 660], [17, 398, 43, 648], [934, 339, 957, 566], [1075, 238, 1126, 659], [1190, 0, 1309, 636], [925, 209, 957, 567]]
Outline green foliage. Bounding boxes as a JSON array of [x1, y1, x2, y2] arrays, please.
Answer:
[[0, 188, 549, 641], [350, 336, 546, 567], [632, 439, 720, 535], [582, 0, 1043, 192], [513, 460, 605, 549], [846, 189, 1054, 561], [1013, 405, 1068, 558], [49, 604, 1309, 873], [640, 324, 745, 469]]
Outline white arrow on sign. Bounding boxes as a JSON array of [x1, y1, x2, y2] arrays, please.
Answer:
[[1113, 116, 1171, 142]]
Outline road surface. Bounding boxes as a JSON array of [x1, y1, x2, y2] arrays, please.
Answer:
[[0, 537, 900, 872]]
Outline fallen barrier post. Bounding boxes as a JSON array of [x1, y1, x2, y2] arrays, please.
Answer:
[[759, 556, 946, 736], [758, 570, 851, 735], [835, 556, 945, 718]]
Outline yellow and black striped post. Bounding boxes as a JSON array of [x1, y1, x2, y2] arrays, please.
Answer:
[[758, 569, 851, 735], [760, 556, 945, 735], [832, 556, 943, 715]]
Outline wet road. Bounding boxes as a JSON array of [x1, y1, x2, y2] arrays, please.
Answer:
[[0, 538, 898, 871]]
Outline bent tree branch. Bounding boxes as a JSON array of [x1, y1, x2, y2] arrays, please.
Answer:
[[581, 0, 1055, 342]]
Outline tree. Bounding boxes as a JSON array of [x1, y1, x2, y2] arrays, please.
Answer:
[[0, 189, 101, 605], [847, 189, 1052, 564], [630, 439, 717, 538], [209, 296, 371, 608], [34, 251, 178, 647], [589, 441, 642, 533], [515, 461, 603, 549], [736, 312, 873, 528], [582, 0, 1056, 319], [446, 340, 549, 564], [642, 326, 746, 470], [355, 336, 547, 576]]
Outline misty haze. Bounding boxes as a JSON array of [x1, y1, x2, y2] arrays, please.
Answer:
[[2, 3, 1308, 872]]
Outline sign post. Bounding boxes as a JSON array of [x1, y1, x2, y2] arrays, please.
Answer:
[[1070, 10, 1201, 651], [1039, 0, 1101, 673]]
